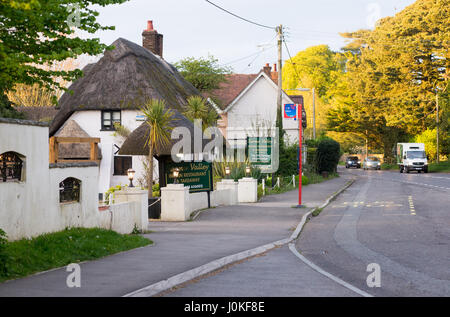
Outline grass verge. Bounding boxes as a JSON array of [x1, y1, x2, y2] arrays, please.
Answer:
[[381, 161, 450, 173], [381, 163, 398, 170], [428, 161, 450, 173], [0, 227, 152, 283], [259, 172, 339, 198]]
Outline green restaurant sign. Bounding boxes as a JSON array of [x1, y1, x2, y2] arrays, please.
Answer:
[[165, 161, 213, 193], [248, 137, 272, 166]]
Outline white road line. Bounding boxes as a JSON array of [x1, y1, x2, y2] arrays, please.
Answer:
[[288, 243, 373, 297]]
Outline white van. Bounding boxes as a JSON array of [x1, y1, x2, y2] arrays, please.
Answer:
[[396, 143, 428, 173]]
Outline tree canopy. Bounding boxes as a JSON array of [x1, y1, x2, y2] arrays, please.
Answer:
[[0, 0, 128, 117], [325, 0, 449, 160], [175, 55, 232, 93]]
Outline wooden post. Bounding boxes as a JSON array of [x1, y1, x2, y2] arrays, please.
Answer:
[[49, 137, 58, 163], [90, 141, 98, 161]]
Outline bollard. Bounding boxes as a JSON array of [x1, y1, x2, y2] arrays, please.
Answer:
[[262, 178, 265, 195], [292, 175, 295, 188]]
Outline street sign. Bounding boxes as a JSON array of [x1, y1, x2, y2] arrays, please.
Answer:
[[248, 137, 272, 165], [165, 161, 213, 193], [284, 104, 297, 119]]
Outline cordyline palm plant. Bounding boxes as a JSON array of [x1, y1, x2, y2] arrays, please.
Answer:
[[183, 95, 218, 132], [141, 99, 175, 198]]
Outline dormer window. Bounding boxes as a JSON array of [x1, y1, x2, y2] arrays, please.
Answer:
[[101, 110, 121, 131]]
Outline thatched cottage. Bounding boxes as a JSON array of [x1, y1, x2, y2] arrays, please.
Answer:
[[50, 21, 207, 199]]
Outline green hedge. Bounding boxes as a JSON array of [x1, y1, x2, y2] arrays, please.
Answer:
[[316, 139, 341, 173]]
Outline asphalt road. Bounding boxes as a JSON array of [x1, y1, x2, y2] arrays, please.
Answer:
[[163, 167, 449, 297], [297, 167, 450, 296]]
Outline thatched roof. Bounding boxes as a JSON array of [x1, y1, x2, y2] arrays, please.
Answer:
[[50, 37, 200, 135], [119, 108, 211, 156], [55, 120, 102, 160], [15, 106, 59, 123]]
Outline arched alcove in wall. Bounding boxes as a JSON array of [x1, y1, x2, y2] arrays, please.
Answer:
[[0, 151, 25, 182], [59, 177, 81, 203]]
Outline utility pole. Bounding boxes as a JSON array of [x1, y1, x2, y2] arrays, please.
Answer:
[[436, 93, 439, 164], [365, 130, 368, 161], [273, 24, 283, 188], [312, 87, 316, 139], [277, 24, 283, 128]]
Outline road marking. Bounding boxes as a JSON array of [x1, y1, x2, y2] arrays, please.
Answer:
[[408, 196, 416, 216], [288, 243, 373, 297]]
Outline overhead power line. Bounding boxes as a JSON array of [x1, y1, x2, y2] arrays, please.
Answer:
[[205, 0, 276, 30], [282, 32, 303, 86]]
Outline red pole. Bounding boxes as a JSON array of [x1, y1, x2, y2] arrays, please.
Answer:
[[298, 103, 302, 206]]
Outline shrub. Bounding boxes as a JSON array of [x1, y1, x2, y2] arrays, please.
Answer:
[[278, 143, 298, 176], [306, 147, 318, 173], [257, 184, 264, 200], [0, 228, 7, 275], [294, 175, 309, 186], [316, 138, 341, 173]]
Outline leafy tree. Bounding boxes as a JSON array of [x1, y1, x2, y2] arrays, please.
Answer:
[[175, 55, 232, 92], [0, 0, 128, 116], [141, 99, 175, 198], [0, 93, 24, 119], [282, 45, 346, 137], [327, 0, 448, 160]]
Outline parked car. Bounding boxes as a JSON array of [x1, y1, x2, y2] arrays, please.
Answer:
[[363, 157, 381, 170], [345, 156, 361, 168]]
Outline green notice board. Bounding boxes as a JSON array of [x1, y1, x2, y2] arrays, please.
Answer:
[[248, 137, 272, 165], [165, 161, 213, 193]]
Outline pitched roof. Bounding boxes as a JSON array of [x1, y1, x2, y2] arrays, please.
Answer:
[[50, 37, 200, 135], [205, 74, 257, 110], [55, 120, 102, 160], [118, 108, 208, 156], [205, 66, 279, 111], [15, 106, 59, 123]]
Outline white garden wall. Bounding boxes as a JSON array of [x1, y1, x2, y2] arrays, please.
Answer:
[[0, 119, 148, 240]]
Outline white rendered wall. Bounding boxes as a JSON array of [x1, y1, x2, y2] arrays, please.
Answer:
[[60, 110, 156, 195], [0, 122, 51, 239], [0, 122, 99, 240], [226, 75, 298, 145]]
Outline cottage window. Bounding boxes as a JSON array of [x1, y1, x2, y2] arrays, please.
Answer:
[[114, 156, 132, 176], [101, 110, 121, 131], [0, 152, 24, 182], [59, 177, 81, 203]]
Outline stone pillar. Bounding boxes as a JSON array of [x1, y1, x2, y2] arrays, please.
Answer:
[[114, 188, 148, 232], [238, 177, 258, 203], [216, 179, 238, 205], [160, 184, 190, 221]]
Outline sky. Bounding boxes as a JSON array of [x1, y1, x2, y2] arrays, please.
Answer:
[[83, 0, 417, 74]]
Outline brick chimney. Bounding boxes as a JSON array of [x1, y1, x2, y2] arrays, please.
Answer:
[[263, 63, 272, 76], [142, 20, 163, 58]]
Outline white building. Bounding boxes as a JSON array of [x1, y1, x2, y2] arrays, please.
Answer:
[[208, 63, 306, 146], [49, 21, 203, 199]]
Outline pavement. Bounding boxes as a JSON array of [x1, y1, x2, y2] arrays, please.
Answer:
[[0, 174, 354, 297]]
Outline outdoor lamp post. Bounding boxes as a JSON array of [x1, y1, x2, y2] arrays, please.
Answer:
[[173, 168, 180, 184], [127, 168, 135, 188], [245, 166, 251, 177], [225, 166, 231, 179]]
